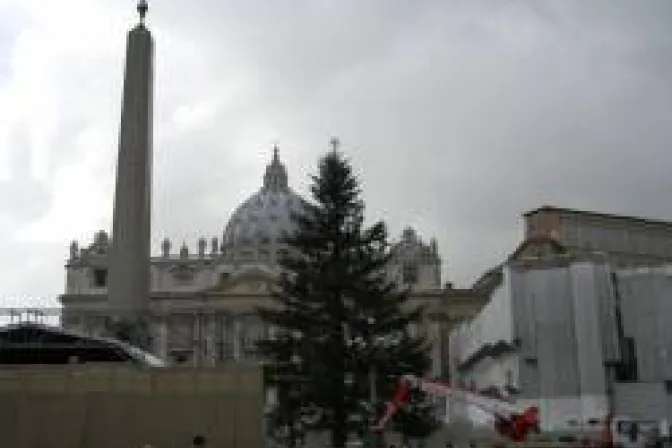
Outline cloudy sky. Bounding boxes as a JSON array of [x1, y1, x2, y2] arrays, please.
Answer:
[[0, 0, 670, 310]]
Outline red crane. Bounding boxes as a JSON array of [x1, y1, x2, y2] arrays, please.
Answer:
[[371, 375, 540, 442]]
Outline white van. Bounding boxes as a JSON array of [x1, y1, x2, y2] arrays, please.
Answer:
[[611, 417, 662, 448]]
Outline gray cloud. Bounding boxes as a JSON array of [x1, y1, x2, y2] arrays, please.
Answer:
[[0, 0, 671, 300]]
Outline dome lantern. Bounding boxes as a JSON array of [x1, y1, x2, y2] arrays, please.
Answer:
[[262, 144, 289, 192]]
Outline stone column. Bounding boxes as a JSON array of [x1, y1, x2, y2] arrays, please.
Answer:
[[448, 333, 473, 448], [233, 315, 242, 361], [202, 311, 216, 366], [430, 320, 442, 377], [150, 315, 168, 360]]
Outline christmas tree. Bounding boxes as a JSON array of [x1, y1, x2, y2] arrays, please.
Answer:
[[257, 142, 435, 448]]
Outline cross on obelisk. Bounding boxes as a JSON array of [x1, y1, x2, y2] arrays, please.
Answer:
[[138, 0, 148, 23], [107, 0, 155, 350]]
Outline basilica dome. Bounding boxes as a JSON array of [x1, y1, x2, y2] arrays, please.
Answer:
[[221, 147, 307, 261]]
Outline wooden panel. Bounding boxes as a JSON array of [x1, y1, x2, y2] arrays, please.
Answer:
[[0, 366, 264, 448], [68, 368, 113, 392], [111, 368, 153, 393], [0, 371, 22, 392], [25, 371, 69, 393], [153, 369, 195, 394]]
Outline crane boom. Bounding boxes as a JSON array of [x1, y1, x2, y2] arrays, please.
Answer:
[[400, 374, 520, 417]]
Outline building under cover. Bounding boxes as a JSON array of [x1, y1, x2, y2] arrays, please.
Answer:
[[448, 206, 672, 430]]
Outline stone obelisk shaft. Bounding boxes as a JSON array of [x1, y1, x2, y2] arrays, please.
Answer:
[[107, 23, 154, 320]]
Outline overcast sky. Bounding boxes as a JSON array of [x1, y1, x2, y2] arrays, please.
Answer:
[[0, 0, 670, 309]]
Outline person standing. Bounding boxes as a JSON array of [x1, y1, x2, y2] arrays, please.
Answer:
[[191, 435, 206, 448]]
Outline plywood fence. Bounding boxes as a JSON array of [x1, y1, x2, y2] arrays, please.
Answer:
[[0, 365, 264, 448]]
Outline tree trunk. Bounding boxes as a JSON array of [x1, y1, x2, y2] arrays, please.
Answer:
[[331, 425, 347, 448], [330, 363, 348, 448]]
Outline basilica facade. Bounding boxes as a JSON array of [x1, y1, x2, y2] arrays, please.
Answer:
[[60, 149, 481, 375]]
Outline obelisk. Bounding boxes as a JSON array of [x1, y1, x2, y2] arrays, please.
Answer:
[[107, 0, 154, 347]]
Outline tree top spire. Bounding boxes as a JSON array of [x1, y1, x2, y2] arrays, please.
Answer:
[[330, 137, 341, 154]]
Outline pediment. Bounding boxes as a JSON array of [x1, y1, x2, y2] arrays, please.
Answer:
[[508, 236, 567, 262], [207, 266, 278, 295], [473, 237, 568, 295]]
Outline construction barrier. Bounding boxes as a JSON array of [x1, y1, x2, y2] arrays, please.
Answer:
[[0, 364, 264, 448]]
